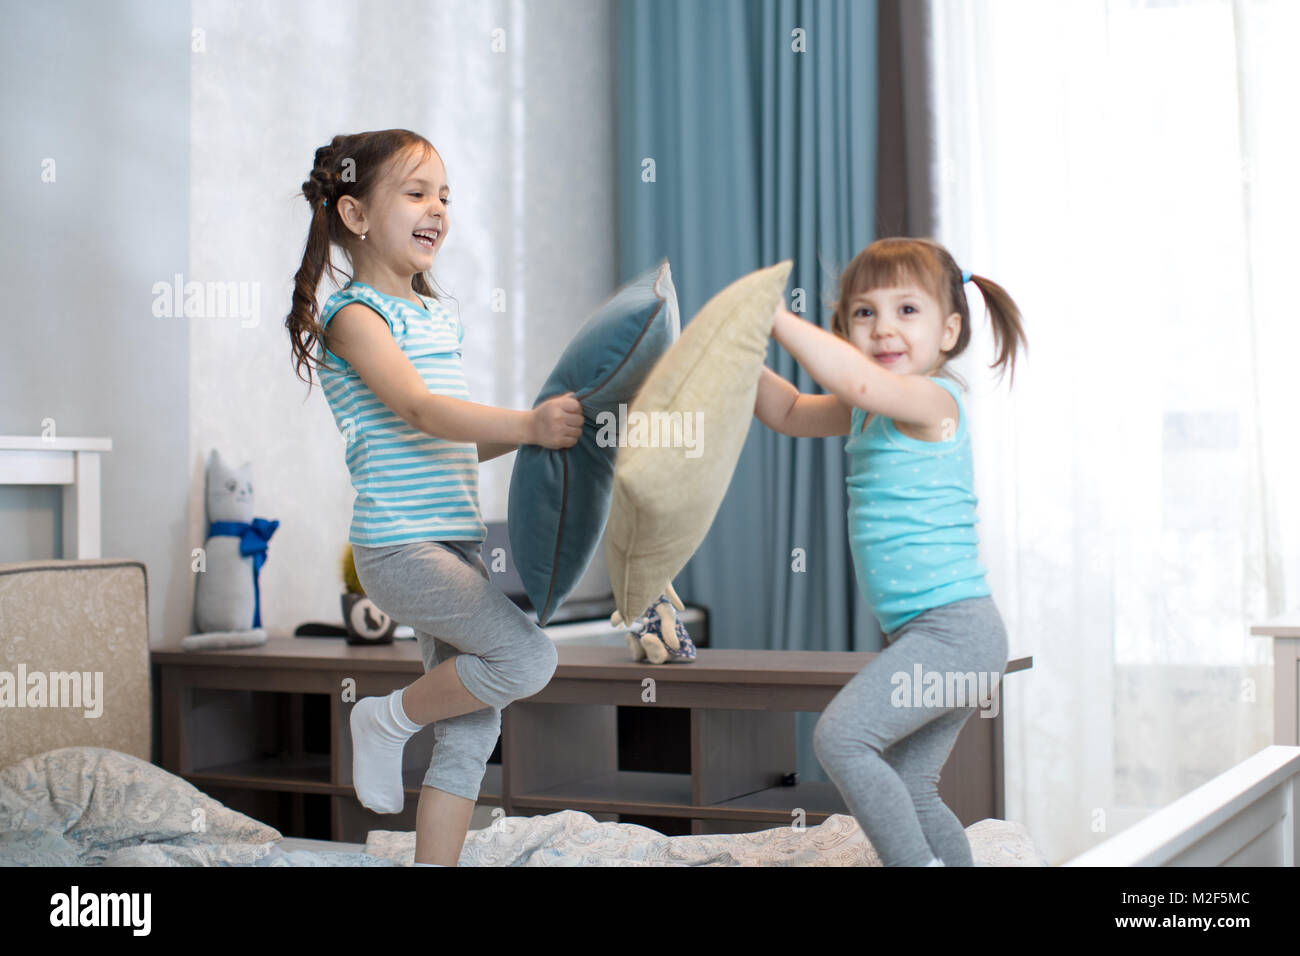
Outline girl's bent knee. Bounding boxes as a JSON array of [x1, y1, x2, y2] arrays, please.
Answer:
[[813, 715, 848, 764], [496, 633, 556, 702], [516, 637, 558, 699], [814, 713, 883, 768], [812, 713, 836, 756]]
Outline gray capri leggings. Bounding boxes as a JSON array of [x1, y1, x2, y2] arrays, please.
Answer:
[[813, 596, 1008, 866], [351, 538, 558, 802]]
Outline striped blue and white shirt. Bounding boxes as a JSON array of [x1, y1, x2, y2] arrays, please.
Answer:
[[316, 281, 487, 547]]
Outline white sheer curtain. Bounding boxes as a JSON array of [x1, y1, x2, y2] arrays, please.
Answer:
[[927, 0, 1300, 864]]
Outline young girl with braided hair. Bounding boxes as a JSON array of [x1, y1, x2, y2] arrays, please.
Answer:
[[285, 129, 582, 866]]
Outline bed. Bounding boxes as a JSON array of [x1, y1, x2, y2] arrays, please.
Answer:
[[1063, 745, 1300, 866], [2, 558, 1294, 866]]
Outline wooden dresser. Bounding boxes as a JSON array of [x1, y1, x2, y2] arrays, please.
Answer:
[[153, 625, 1032, 843]]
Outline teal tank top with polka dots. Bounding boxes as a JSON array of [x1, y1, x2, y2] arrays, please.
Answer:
[[844, 374, 991, 636]]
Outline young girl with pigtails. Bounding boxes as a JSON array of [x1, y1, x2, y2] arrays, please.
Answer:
[[284, 129, 583, 867], [754, 237, 1028, 866]]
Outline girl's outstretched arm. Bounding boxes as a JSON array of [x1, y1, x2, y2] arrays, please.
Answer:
[[325, 302, 581, 448], [771, 306, 953, 429], [754, 365, 852, 437]]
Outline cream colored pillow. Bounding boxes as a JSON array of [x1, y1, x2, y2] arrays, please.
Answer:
[[605, 260, 793, 622]]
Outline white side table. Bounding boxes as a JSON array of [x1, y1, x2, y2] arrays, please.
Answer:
[[1251, 614, 1300, 746], [0, 436, 112, 559]]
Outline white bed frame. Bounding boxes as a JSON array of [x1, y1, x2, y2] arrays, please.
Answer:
[[1064, 745, 1300, 866]]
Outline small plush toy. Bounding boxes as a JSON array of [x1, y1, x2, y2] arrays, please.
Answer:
[[611, 581, 696, 664], [339, 542, 396, 645], [183, 450, 279, 651]]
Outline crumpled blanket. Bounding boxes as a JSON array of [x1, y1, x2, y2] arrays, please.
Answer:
[[0, 747, 390, 866], [364, 807, 1048, 866], [0, 747, 1048, 866]]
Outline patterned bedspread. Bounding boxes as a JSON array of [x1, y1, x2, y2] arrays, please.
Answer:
[[0, 747, 1047, 866]]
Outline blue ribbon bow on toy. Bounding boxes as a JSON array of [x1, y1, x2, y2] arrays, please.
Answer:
[[207, 517, 280, 628]]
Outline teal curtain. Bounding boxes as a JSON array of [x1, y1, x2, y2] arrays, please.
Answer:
[[616, 0, 883, 783]]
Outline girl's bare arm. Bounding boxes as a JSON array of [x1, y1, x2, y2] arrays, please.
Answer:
[[326, 302, 536, 445], [754, 365, 853, 437], [770, 306, 954, 429]]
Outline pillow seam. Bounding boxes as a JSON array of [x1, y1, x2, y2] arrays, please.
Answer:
[[540, 450, 569, 622], [580, 298, 670, 405]]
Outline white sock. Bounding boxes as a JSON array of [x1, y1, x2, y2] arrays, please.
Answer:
[[925, 856, 945, 867], [349, 688, 421, 813], [412, 862, 446, 867]]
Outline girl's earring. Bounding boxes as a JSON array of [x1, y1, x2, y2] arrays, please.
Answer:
[[361, 233, 366, 241]]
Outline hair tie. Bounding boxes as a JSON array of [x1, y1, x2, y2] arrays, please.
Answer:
[[961, 269, 972, 284], [321, 198, 328, 208]]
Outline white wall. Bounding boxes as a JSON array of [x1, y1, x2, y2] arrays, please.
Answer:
[[0, 0, 191, 647]]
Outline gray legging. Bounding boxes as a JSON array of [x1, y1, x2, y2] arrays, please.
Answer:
[[351, 539, 558, 802], [814, 595, 1009, 866]]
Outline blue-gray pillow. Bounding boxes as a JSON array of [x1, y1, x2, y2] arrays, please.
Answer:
[[508, 259, 680, 624]]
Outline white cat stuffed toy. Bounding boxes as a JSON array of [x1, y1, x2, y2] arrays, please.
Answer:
[[183, 450, 279, 651]]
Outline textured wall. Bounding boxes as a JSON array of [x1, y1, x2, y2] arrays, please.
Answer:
[[0, 1, 190, 652]]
